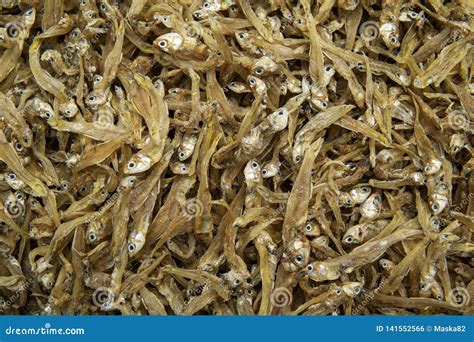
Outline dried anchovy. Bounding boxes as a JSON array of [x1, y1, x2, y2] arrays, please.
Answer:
[[0, 0, 472, 316]]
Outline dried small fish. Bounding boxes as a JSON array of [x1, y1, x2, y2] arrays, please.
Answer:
[[0, 0, 470, 317]]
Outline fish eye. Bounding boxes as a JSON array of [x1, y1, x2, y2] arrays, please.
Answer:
[[347, 162, 357, 171], [251, 161, 259, 169], [45, 111, 53, 119], [94, 75, 102, 83], [261, 99, 267, 106], [295, 156, 302, 163], [335, 288, 342, 295], [431, 203, 439, 211], [162, 16, 169, 22], [295, 255, 304, 264], [442, 233, 449, 239], [128, 178, 136, 185], [325, 65, 332, 72], [297, 19, 304, 25], [8, 173, 16, 180], [216, 50, 223, 56], [262, 169, 268, 176], [158, 40, 167, 48], [178, 152, 186, 158], [245, 277, 252, 284], [88, 233, 97, 241], [344, 198, 352, 205], [99, 188, 107, 195], [127, 161, 136, 169], [15, 143, 23, 151], [193, 12, 201, 19], [25, 8, 33, 15], [381, 261, 387, 268], [229, 82, 236, 87], [255, 67, 264, 75], [203, 1, 210, 8], [361, 186, 370, 193], [306, 264, 313, 272], [61, 182, 69, 190], [80, 0, 86, 5], [233, 279, 240, 286], [389, 36, 397, 44], [419, 283, 426, 290], [30, 199, 37, 206], [128, 243, 136, 253], [305, 223, 312, 231], [100, 3, 107, 10], [16, 193, 23, 200], [249, 78, 256, 85], [72, 31, 78, 38], [277, 109, 284, 116], [88, 12, 94, 18], [238, 33, 246, 39], [430, 217, 440, 228], [345, 236, 354, 243], [321, 101, 328, 108]]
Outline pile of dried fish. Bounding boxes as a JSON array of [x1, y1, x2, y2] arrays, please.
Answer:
[[0, 0, 473, 315]]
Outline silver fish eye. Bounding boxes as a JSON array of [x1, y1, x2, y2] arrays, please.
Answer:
[[251, 161, 258, 169], [431, 203, 439, 211], [128, 243, 136, 252], [345, 236, 353, 243], [127, 161, 136, 169], [255, 67, 263, 74], [158, 40, 167, 48], [305, 223, 312, 231], [306, 264, 313, 272], [321, 101, 327, 108], [262, 169, 267, 175], [8, 173, 16, 180], [335, 288, 342, 295], [88, 233, 96, 241]]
